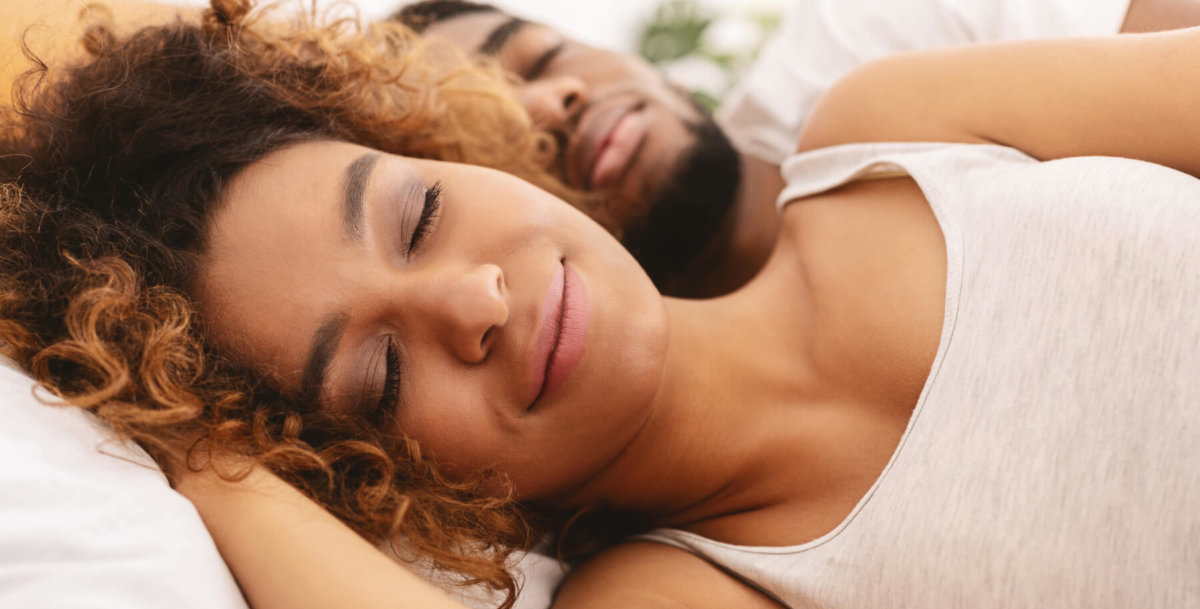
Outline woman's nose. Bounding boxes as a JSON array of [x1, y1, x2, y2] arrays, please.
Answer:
[[519, 75, 588, 130], [422, 263, 509, 364]]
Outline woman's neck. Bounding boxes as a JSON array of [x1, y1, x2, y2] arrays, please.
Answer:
[[556, 241, 841, 524], [546, 177, 948, 547]]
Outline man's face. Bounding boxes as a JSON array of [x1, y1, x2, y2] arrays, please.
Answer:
[[421, 9, 741, 288]]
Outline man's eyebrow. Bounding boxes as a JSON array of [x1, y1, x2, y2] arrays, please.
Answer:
[[478, 16, 527, 56], [342, 152, 381, 241], [298, 312, 349, 407]]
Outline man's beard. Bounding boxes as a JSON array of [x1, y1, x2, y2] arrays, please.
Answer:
[[621, 115, 741, 292]]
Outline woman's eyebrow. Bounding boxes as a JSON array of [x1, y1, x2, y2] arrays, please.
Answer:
[[303, 153, 380, 406], [342, 152, 381, 241], [299, 311, 349, 407]]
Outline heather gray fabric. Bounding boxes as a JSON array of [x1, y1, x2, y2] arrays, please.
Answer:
[[637, 143, 1200, 608]]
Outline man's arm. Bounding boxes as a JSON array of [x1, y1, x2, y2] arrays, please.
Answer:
[[719, 0, 1156, 166], [798, 27, 1200, 178]]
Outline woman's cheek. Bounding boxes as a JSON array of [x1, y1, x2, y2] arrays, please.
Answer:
[[396, 387, 501, 475]]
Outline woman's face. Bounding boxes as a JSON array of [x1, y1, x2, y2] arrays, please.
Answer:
[[200, 140, 668, 501]]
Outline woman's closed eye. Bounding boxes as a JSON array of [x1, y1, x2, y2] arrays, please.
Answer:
[[367, 335, 403, 427], [367, 181, 440, 422], [406, 180, 442, 258]]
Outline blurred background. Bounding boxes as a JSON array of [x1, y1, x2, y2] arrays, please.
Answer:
[[170, 0, 791, 108]]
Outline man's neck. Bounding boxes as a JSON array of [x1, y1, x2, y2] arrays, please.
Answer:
[[665, 153, 785, 298]]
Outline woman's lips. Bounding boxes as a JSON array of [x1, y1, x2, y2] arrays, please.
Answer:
[[528, 261, 590, 410]]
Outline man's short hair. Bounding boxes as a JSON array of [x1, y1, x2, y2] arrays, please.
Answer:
[[390, 0, 499, 34]]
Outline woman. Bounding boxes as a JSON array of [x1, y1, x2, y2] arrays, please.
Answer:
[[0, 0, 560, 603], [1, 2, 1196, 609]]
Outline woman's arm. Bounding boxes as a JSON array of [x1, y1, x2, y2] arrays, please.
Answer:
[[799, 27, 1200, 176], [178, 466, 778, 609], [176, 466, 467, 609], [553, 542, 785, 609]]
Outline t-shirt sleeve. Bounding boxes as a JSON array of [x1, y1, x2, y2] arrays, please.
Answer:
[[941, 0, 1130, 41], [716, 0, 1132, 165]]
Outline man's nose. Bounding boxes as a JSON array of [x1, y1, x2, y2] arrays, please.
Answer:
[[519, 75, 588, 130], [421, 263, 509, 364]]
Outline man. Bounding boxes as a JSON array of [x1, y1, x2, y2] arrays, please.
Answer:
[[393, 0, 1200, 297]]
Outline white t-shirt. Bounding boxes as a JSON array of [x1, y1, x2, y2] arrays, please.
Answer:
[[717, 0, 1132, 164], [640, 142, 1200, 607]]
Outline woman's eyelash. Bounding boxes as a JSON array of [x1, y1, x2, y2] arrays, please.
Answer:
[[407, 181, 442, 257], [373, 336, 402, 426], [371, 181, 440, 424]]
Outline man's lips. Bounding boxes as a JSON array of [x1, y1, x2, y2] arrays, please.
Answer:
[[568, 102, 648, 191], [527, 261, 590, 410]]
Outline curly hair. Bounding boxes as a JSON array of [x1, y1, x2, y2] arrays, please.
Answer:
[[0, 0, 580, 605]]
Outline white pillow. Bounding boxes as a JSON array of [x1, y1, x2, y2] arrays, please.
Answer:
[[0, 356, 249, 609], [508, 550, 564, 609]]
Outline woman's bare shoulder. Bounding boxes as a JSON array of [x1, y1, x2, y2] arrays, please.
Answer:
[[552, 541, 784, 609]]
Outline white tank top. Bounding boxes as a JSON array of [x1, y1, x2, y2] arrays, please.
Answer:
[[637, 143, 1200, 608]]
